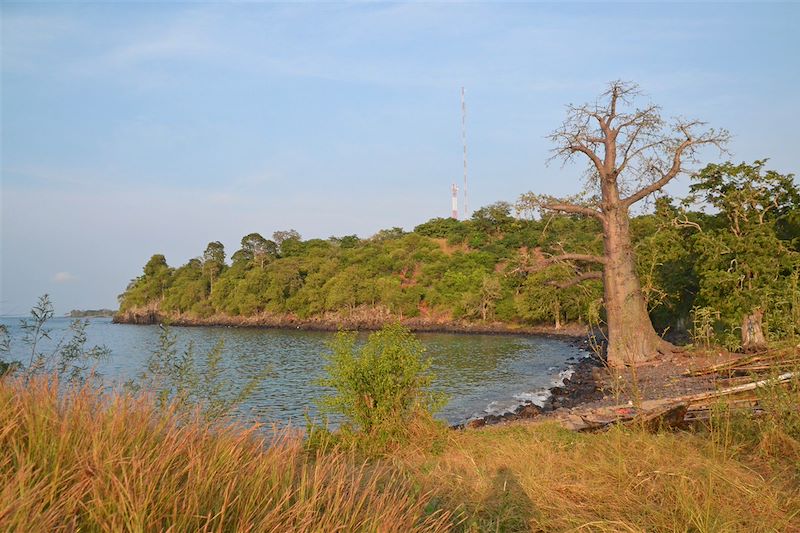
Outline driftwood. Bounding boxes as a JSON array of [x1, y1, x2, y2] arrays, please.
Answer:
[[557, 372, 796, 432], [684, 349, 799, 377]]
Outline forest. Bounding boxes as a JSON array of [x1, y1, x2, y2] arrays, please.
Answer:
[[117, 160, 800, 351]]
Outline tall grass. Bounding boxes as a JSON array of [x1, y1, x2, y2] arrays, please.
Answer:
[[0, 376, 450, 532], [400, 421, 799, 532], [2, 371, 799, 531]]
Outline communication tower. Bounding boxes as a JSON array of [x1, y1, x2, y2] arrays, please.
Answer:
[[451, 183, 459, 219], [461, 86, 468, 219]]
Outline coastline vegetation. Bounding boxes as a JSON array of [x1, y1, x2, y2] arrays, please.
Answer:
[[2, 365, 798, 531], [117, 159, 799, 354], [4, 81, 800, 530], [3, 305, 798, 530]]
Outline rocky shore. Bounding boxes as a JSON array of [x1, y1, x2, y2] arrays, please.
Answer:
[[457, 353, 605, 429], [113, 308, 590, 339]]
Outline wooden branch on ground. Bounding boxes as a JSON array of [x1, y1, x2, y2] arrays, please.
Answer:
[[684, 351, 797, 377], [555, 372, 796, 432]]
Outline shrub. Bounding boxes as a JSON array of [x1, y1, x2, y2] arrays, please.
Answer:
[[316, 324, 446, 451], [131, 323, 272, 421]]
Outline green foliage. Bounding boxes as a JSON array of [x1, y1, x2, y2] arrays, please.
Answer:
[[315, 324, 445, 450], [134, 324, 271, 421], [632, 197, 698, 332], [688, 161, 800, 342], [117, 163, 800, 347], [2, 295, 110, 383], [414, 217, 463, 239], [515, 265, 602, 328], [690, 306, 720, 348], [119, 254, 173, 311], [469, 201, 517, 238]]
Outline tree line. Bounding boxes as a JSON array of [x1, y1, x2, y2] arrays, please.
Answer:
[[118, 161, 799, 347]]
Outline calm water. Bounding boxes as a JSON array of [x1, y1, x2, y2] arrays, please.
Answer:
[[0, 317, 588, 425]]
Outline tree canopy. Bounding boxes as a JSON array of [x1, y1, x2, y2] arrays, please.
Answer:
[[118, 160, 799, 350]]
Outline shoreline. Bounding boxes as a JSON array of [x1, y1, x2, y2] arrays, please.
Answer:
[[112, 309, 592, 341], [114, 309, 606, 428], [455, 354, 604, 429]]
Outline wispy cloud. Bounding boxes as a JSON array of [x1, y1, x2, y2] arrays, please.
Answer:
[[104, 10, 218, 66], [52, 272, 77, 283]]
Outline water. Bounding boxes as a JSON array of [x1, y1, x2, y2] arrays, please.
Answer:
[[0, 316, 588, 425]]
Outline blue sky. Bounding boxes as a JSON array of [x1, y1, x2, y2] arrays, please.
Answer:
[[2, 2, 799, 314]]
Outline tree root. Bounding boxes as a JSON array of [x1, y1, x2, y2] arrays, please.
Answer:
[[657, 338, 685, 355]]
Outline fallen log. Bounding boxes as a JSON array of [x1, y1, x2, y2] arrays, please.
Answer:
[[558, 372, 796, 432], [684, 347, 799, 377], [682, 372, 795, 404], [685, 354, 788, 377]]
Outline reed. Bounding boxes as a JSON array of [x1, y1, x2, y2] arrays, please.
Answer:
[[0, 376, 450, 532]]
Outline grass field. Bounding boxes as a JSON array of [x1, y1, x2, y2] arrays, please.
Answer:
[[2, 374, 798, 532]]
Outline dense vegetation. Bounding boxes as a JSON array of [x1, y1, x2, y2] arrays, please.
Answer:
[[118, 161, 800, 349]]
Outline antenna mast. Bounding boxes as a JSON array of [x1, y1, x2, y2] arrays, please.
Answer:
[[461, 86, 468, 218]]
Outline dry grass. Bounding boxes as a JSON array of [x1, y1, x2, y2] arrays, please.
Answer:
[[2, 375, 799, 532], [0, 376, 450, 532], [397, 422, 800, 532]]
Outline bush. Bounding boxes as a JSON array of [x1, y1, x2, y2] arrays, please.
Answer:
[[316, 324, 446, 451]]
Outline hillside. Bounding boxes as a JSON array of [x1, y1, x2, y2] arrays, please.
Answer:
[[116, 179, 800, 347]]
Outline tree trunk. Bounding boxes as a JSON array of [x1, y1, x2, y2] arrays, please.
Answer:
[[741, 309, 767, 353], [554, 300, 562, 330], [603, 207, 673, 367]]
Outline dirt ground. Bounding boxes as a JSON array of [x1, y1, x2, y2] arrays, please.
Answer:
[[584, 349, 749, 409]]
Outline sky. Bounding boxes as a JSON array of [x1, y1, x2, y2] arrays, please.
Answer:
[[1, 2, 799, 315]]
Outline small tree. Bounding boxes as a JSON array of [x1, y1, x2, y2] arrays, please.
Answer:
[[2, 295, 110, 383], [316, 324, 444, 448], [520, 81, 729, 366], [239, 233, 278, 268], [202, 241, 226, 292], [272, 229, 301, 255]]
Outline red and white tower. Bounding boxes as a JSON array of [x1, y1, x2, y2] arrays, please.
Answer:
[[451, 183, 459, 219]]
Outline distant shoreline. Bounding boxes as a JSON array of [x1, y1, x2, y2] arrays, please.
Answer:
[[68, 309, 116, 318], [112, 308, 592, 341]]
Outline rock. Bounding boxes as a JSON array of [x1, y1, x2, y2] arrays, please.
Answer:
[[517, 404, 542, 419], [466, 418, 486, 429], [484, 414, 503, 425]]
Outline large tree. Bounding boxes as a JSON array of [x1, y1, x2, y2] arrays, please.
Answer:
[[521, 81, 729, 367]]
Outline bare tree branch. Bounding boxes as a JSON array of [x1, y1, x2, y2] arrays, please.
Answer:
[[541, 201, 605, 221], [551, 139, 606, 176], [517, 192, 604, 222], [548, 271, 603, 289], [543, 253, 607, 265], [621, 121, 730, 207]]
